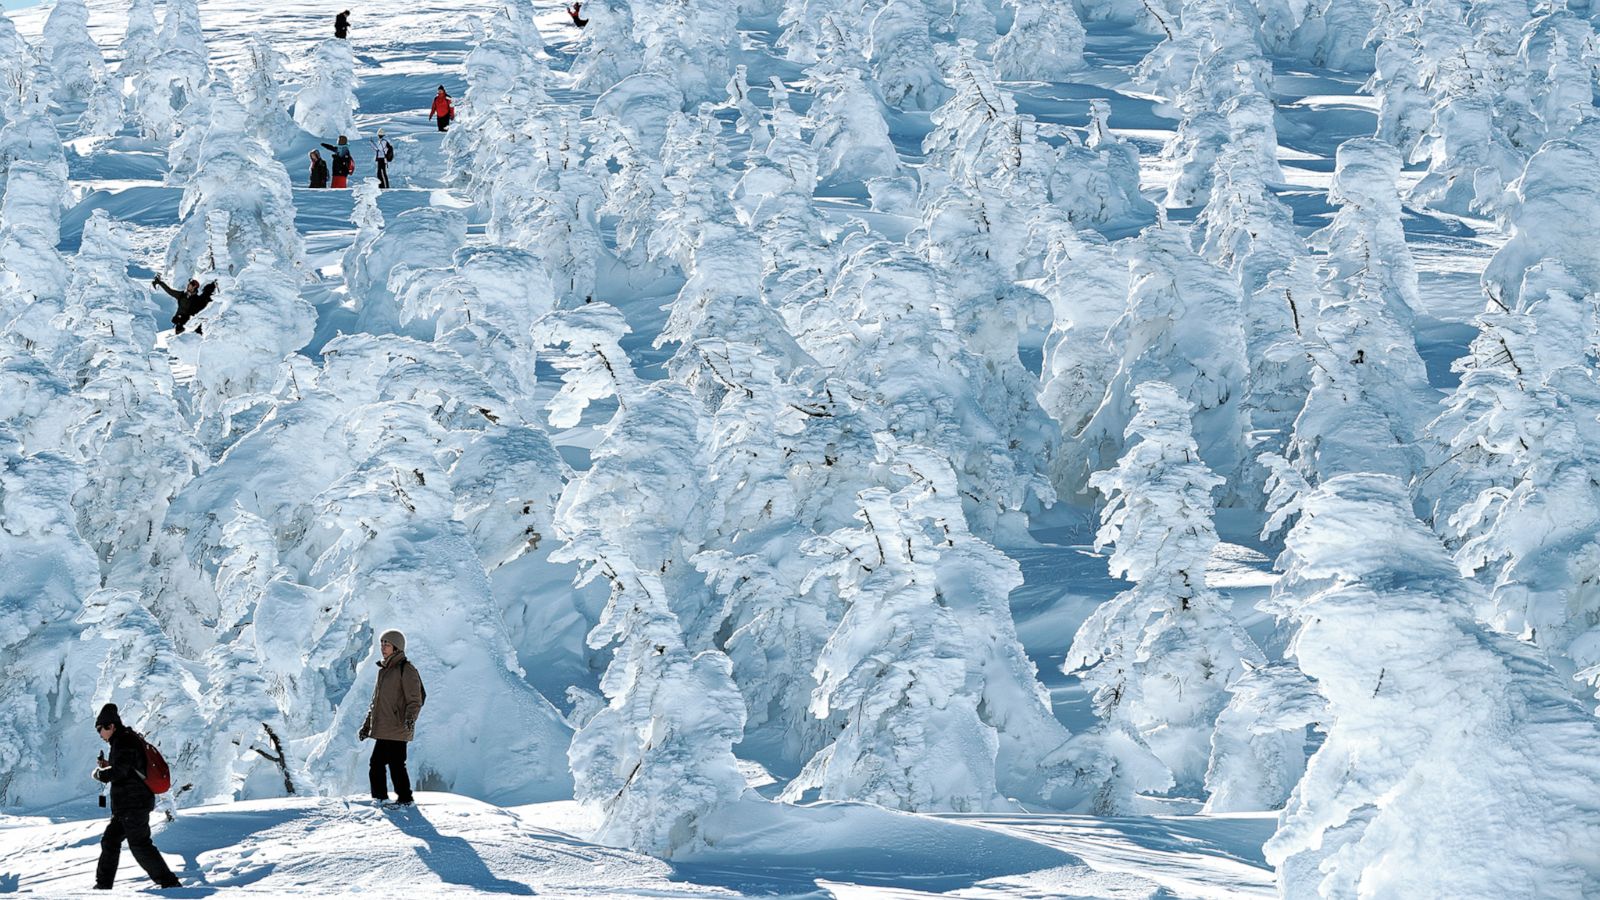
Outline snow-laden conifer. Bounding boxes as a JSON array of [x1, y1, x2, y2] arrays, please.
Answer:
[[1264, 474, 1600, 898], [1069, 382, 1264, 795], [42, 0, 104, 105], [1070, 225, 1252, 502], [166, 75, 304, 282], [1202, 661, 1321, 813], [991, 0, 1084, 79], [571, 0, 641, 92], [292, 38, 360, 139], [558, 382, 748, 856], [809, 65, 902, 185], [869, 0, 950, 110], [0, 445, 102, 810]]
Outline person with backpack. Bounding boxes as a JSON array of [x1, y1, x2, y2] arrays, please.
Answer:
[[92, 704, 181, 890], [309, 148, 329, 189], [359, 630, 425, 807], [334, 9, 350, 39], [428, 86, 453, 133], [321, 135, 355, 188], [372, 130, 393, 189], [152, 275, 217, 335], [566, 2, 589, 26]]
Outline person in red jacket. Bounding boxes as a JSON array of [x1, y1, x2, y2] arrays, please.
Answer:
[[566, 2, 588, 26], [428, 86, 453, 133]]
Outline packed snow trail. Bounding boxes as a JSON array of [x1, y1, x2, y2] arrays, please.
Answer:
[[0, 793, 1274, 897]]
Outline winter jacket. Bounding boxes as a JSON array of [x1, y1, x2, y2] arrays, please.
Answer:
[[430, 94, 453, 119], [310, 156, 329, 188], [94, 728, 154, 815], [321, 142, 354, 177], [156, 279, 217, 318], [363, 651, 424, 742], [334, 12, 349, 38]]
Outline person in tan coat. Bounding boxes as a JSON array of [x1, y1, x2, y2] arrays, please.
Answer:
[[359, 629, 425, 805]]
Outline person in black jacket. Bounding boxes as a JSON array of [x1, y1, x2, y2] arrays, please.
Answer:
[[152, 275, 217, 335], [92, 704, 180, 890], [335, 9, 350, 38], [309, 149, 330, 188]]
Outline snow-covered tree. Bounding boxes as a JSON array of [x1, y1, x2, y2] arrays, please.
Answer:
[[0, 445, 102, 809], [1202, 661, 1321, 813], [1264, 474, 1600, 898], [571, 0, 642, 93], [133, 0, 208, 141], [991, 0, 1084, 79], [788, 441, 1085, 812], [1483, 134, 1600, 309], [239, 39, 297, 147], [166, 76, 304, 282], [1070, 225, 1252, 501], [42, 0, 105, 105], [869, 0, 950, 110], [1068, 382, 1264, 796], [76, 589, 210, 808], [809, 65, 902, 185], [117, 0, 160, 83], [292, 38, 360, 139], [558, 382, 748, 856]]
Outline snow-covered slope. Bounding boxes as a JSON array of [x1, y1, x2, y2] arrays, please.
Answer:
[[4, 0, 1600, 894]]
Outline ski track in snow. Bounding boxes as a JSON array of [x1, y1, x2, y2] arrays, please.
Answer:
[[0, 0, 1504, 895]]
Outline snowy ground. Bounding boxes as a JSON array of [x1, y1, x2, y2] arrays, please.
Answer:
[[0, 793, 1276, 897], [0, 0, 1505, 895]]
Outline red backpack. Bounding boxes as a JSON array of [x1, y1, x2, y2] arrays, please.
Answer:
[[142, 740, 172, 794]]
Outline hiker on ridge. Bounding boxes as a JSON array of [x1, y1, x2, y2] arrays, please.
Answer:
[[335, 9, 350, 39], [372, 130, 393, 189], [309, 148, 330, 188], [428, 86, 453, 132], [359, 630, 425, 807], [92, 704, 181, 890], [567, 2, 589, 26], [152, 275, 217, 335], [321, 135, 355, 188]]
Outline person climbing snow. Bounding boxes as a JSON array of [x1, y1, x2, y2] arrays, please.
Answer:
[[92, 704, 181, 891], [152, 275, 217, 335], [322, 135, 355, 188], [334, 9, 350, 38], [566, 2, 589, 26], [359, 630, 425, 808], [372, 130, 393, 189], [428, 86, 453, 132], [309, 149, 329, 189]]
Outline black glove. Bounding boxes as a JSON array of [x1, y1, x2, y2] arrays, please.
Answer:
[[403, 719, 415, 733], [358, 723, 370, 741]]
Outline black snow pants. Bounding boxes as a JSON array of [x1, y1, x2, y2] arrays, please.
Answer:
[[96, 809, 178, 888], [369, 739, 413, 802]]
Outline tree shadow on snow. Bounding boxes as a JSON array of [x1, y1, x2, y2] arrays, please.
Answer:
[[388, 810, 536, 895]]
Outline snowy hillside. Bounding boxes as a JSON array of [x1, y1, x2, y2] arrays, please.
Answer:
[[3, 0, 1600, 895]]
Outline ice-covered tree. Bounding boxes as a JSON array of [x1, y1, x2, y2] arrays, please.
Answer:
[[1408, 93, 1525, 216], [809, 65, 902, 185], [166, 76, 304, 282], [42, 0, 105, 105], [292, 38, 359, 139], [0, 11, 32, 122], [56, 212, 199, 588], [558, 382, 748, 856], [117, 0, 159, 83], [787, 441, 1084, 812], [239, 39, 297, 147], [76, 589, 210, 808], [869, 0, 950, 110], [633, 0, 740, 105], [991, 0, 1084, 79], [1071, 225, 1252, 501], [1484, 134, 1600, 309], [1068, 382, 1264, 795], [571, 0, 642, 92], [0, 445, 102, 810], [133, 0, 209, 141], [1202, 661, 1321, 813], [1264, 474, 1600, 898], [1048, 99, 1155, 227]]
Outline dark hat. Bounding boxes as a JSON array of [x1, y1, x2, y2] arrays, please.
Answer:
[[95, 703, 122, 728]]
